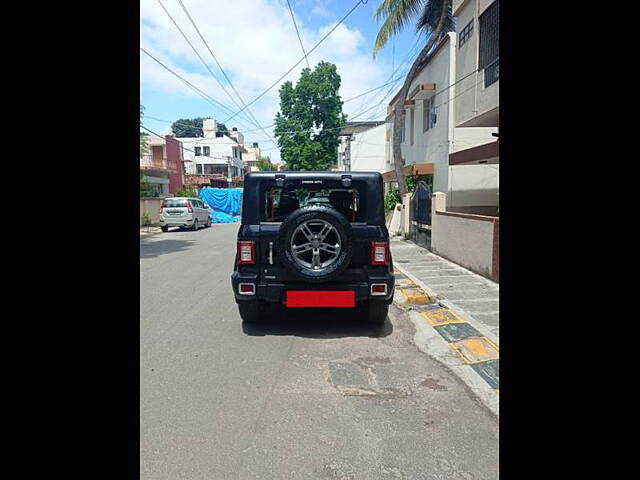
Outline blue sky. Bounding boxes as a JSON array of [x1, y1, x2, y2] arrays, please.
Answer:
[[140, 0, 424, 163]]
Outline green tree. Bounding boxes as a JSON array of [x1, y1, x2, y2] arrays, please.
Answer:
[[171, 117, 205, 137], [274, 62, 346, 171], [170, 118, 229, 137], [373, 0, 454, 195], [256, 156, 277, 171]]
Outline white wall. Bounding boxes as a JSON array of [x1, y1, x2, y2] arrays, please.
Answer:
[[447, 164, 499, 209], [432, 212, 495, 278], [178, 132, 244, 176], [348, 124, 386, 172], [454, 0, 499, 128], [400, 34, 455, 194]]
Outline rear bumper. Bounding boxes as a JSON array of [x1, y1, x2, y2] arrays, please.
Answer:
[[231, 271, 395, 305], [159, 216, 194, 226]]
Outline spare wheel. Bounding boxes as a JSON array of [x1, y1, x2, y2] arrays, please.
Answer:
[[277, 205, 354, 283]]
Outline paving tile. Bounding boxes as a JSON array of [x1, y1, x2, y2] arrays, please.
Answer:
[[453, 300, 500, 313], [421, 308, 466, 326], [440, 290, 499, 301], [470, 313, 500, 327], [450, 337, 499, 364], [398, 288, 430, 304], [433, 323, 482, 342], [471, 360, 499, 389]]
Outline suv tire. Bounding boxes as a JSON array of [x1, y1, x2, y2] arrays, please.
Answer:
[[277, 205, 354, 284], [161, 225, 169, 232], [364, 302, 388, 325], [238, 301, 265, 323]]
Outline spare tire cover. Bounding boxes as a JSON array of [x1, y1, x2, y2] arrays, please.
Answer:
[[277, 205, 354, 283]]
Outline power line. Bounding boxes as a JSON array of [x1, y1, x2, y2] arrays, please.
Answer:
[[176, 0, 277, 147], [286, 0, 310, 69], [223, 0, 368, 124], [140, 47, 277, 145], [141, 125, 236, 161], [155, 0, 268, 142]]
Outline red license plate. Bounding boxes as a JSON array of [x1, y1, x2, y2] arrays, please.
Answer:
[[286, 290, 355, 308]]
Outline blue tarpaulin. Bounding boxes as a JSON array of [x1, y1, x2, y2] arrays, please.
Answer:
[[199, 188, 242, 223]]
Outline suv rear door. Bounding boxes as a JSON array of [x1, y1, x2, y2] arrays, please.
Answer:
[[253, 178, 385, 282]]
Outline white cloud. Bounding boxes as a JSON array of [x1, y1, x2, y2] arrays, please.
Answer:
[[140, 0, 391, 163], [311, 6, 331, 18]]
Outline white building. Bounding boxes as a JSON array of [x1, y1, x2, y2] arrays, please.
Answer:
[[242, 142, 263, 172], [177, 119, 244, 179], [337, 121, 386, 173], [447, 0, 499, 215], [384, 31, 496, 210]]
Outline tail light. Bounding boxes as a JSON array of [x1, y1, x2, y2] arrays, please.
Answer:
[[159, 199, 165, 214], [370, 241, 389, 265], [186, 200, 194, 213], [237, 241, 256, 265], [238, 283, 255, 295]]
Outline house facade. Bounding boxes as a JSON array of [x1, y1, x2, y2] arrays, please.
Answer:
[[177, 119, 245, 186], [242, 142, 262, 172], [140, 134, 185, 196], [337, 121, 386, 173], [384, 31, 496, 210], [448, 0, 499, 215]]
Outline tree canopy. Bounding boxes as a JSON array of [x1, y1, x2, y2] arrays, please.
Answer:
[[171, 118, 229, 137], [171, 117, 206, 137], [274, 62, 346, 171], [256, 156, 277, 171]]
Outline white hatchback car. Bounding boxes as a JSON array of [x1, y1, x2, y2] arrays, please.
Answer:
[[159, 197, 212, 232]]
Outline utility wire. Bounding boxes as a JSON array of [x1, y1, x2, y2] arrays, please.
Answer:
[[140, 47, 277, 144], [176, 0, 277, 146], [286, 0, 310, 69], [223, 0, 368, 124], [141, 125, 235, 161], [155, 0, 270, 143]]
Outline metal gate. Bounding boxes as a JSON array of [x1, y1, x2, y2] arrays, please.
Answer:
[[410, 181, 432, 249]]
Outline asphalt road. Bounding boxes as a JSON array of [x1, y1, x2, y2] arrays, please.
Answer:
[[140, 224, 499, 480]]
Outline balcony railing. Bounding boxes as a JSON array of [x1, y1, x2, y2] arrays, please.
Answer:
[[484, 58, 499, 88], [140, 154, 168, 169]]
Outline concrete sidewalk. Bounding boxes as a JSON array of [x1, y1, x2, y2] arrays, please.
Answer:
[[140, 226, 162, 236], [390, 238, 499, 342]]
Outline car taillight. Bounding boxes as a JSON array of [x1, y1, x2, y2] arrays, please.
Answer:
[[159, 199, 165, 213], [186, 200, 194, 213], [237, 241, 255, 264], [370, 241, 389, 265]]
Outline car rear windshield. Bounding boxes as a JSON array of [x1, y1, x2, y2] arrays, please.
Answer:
[[163, 199, 189, 208], [261, 180, 366, 223]]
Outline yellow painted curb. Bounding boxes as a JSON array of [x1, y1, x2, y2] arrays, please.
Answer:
[[399, 288, 429, 304], [421, 308, 466, 326], [450, 336, 499, 365]]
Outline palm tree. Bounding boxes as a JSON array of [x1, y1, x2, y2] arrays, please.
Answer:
[[373, 0, 455, 195]]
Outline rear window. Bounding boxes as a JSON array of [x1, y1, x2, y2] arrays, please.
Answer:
[[163, 199, 189, 208], [261, 181, 366, 222]]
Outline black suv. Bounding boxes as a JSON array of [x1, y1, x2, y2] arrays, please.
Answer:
[[231, 171, 395, 325]]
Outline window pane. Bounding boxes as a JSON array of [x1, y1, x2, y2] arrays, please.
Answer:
[[479, 0, 499, 69]]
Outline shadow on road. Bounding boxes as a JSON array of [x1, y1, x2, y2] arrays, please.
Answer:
[[140, 238, 197, 259], [242, 306, 393, 339]]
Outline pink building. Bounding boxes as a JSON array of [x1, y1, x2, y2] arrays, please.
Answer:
[[141, 135, 185, 196]]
